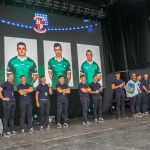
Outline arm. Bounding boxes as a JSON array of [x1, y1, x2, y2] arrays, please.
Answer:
[[48, 83, 53, 95], [112, 84, 120, 90], [67, 72, 71, 83], [0, 87, 9, 101], [23, 87, 34, 93], [64, 88, 70, 94], [57, 87, 65, 93], [143, 85, 148, 92], [80, 87, 91, 93], [35, 91, 40, 107], [48, 70, 53, 80]]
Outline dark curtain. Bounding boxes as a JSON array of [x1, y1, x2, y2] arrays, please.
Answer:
[[101, 0, 150, 75]]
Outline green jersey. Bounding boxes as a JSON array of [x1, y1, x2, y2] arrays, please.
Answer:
[[80, 61, 101, 84], [48, 57, 71, 88], [7, 56, 37, 88]]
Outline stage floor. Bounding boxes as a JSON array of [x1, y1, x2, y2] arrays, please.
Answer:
[[1, 114, 150, 150]]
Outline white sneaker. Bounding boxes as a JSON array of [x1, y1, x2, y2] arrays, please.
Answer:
[[46, 125, 51, 130], [87, 121, 91, 126], [143, 112, 149, 115], [40, 126, 44, 131], [99, 118, 104, 122], [63, 123, 69, 128], [136, 113, 143, 118], [21, 129, 25, 134], [94, 119, 98, 123], [11, 131, 17, 136], [29, 128, 34, 133], [57, 123, 62, 129]]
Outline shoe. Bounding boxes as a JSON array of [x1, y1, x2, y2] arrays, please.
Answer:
[[143, 112, 149, 115], [83, 122, 89, 126], [99, 118, 104, 122], [57, 123, 62, 129], [132, 114, 137, 118], [29, 128, 34, 133], [3, 132, 11, 138], [63, 123, 69, 128], [21, 129, 25, 134], [46, 125, 51, 130], [122, 114, 125, 118], [40, 126, 44, 131], [117, 115, 121, 119], [94, 119, 98, 123], [136, 113, 143, 118], [11, 131, 17, 136], [87, 121, 91, 126]]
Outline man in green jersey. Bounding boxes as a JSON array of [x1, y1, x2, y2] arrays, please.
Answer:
[[48, 43, 71, 88], [80, 50, 101, 84], [6, 42, 38, 88]]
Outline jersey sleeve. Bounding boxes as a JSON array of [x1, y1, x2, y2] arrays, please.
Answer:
[[96, 64, 101, 75], [31, 61, 38, 74], [7, 60, 14, 73], [80, 63, 85, 74], [67, 61, 71, 72], [48, 59, 52, 71]]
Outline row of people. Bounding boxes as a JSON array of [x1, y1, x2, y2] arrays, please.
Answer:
[[0, 74, 103, 137], [112, 72, 150, 119]]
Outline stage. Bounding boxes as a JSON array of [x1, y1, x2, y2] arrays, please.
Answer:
[[1, 114, 150, 150]]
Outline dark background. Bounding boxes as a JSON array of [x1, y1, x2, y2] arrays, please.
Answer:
[[1, 0, 150, 125]]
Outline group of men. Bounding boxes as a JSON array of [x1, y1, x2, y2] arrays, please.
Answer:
[[112, 72, 150, 119], [0, 42, 103, 138]]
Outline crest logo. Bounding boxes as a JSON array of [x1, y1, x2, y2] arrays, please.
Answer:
[[33, 16, 46, 33]]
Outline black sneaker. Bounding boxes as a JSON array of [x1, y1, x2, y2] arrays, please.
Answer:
[[117, 115, 121, 119]]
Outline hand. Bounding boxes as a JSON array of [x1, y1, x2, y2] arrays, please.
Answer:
[[100, 86, 104, 91], [3, 97, 9, 101], [95, 90, 99, 94], [87, 88, 91, 92], [119, 83, 123, 88], [36, 102, 40, 108], [48, 83, 51, 88]]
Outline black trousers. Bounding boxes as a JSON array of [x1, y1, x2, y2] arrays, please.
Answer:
[[92, 96, 102, 119], [57, 98, 68, 124], [130, 95, 140, 114], [115, 94, 125, 116], [143, 92, 150, 112], [20, 101, 32, 129], [3, 101, 16, 133], [39, 100, 50, 126], [139, 93, 145, 113], [80, 97, 90, 123]]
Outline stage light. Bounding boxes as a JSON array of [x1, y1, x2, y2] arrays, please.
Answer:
[[88, 109, 91, 112], [7, 21, 10, 24], [88, 25, 94, 33], [33, 114, 38, 120]]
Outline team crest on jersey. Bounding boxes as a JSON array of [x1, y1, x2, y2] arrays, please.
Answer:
[[33, 16, 46, 33]]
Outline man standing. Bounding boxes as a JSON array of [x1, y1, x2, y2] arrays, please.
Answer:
[[141, 73, 150, 115], [125, 73, 141, 117], [78, 75, 91, 126], [0, 74, 16, 137], [112, 72, 125, 119], [56, 76, 70, 129], [36, 76, 53, 130], [48, 43, 71, 88], [80, 50, 101, 85], [7, 42, 38, 89], [90, 75, 104, 122], [17, 75, 34, 134], [136, 74, 144, 117]]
